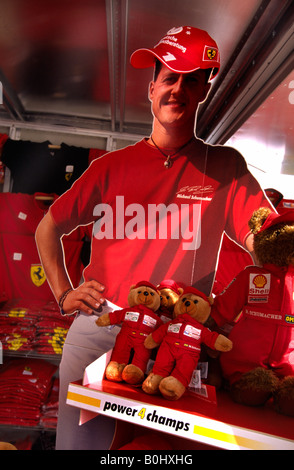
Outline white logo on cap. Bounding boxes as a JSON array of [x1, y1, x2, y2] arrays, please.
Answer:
[[167, 27, 183, 35], [163, 52, 176, 62]]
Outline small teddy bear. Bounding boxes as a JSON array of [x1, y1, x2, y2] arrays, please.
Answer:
[[142, 287, 233, 400], [157, 279, 184, 323], [96, 281, 162, 385], [210, 207, 294, 416]]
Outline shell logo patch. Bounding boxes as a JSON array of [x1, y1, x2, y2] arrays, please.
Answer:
[[253, 274, 267, 289], [249, 273, 271, 294], [30, 264, 46, 287]]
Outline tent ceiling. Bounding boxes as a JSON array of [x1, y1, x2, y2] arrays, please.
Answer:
[[0, 0, 293, 165]]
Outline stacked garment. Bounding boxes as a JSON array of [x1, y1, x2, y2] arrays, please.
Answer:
[[0, 299, 74, 355], [0, 358, 57, 427], [0, 300, 40, 353], [0, 193, 85, 356], [34, 301, 74, 355], [40, 377, 59, 429]]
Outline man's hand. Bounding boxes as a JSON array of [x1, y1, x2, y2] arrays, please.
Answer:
[[62, 280, 106, 315]]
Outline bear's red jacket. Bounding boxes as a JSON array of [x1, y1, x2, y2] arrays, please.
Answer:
[[108, 305, 163, 371], [151, 313, 219, 387]]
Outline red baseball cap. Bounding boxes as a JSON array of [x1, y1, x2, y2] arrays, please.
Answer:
[[130, 26, 220, 79], [258, 210, 294, 233], [134, 280, 158, 291], [157, 279, 182, 294], [182, 286, 210, 304]]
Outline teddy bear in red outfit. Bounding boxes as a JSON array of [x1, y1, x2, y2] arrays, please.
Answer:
[[210, 207, 294, 416], [156, 279, 184, 323], [142, 287, 232, 400], [96, 281, 162, 385]]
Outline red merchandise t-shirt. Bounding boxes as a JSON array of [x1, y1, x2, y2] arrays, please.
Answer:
[[50, 138, 271, 305], [0, 193, 88, 300]]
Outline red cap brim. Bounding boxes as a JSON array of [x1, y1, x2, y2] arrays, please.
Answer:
[[182, 287, 209, 303], [130, 47, 205, 74], [259, 210, 294, 232], [134, 280, 158, 291]]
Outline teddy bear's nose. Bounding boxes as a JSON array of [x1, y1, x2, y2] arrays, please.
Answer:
[[185, 300, 191, 307], [143, 291, 149, 296]]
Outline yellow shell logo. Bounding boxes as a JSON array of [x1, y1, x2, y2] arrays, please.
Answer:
[[253, 274, 267, 289]]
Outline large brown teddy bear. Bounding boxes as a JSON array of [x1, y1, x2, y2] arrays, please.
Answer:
[[96, 281, 162, 385], [210, 207, 294, 416], [142, 287, 233, 400]]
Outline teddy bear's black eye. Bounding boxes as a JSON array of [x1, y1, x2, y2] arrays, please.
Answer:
[[166, 296, 170, 300], [182, 297, 187, 303], [150, 292, 154, 296], [193, 300, 199, 304], [138, 290, 142, 294]]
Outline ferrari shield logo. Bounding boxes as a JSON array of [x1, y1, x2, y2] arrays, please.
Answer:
[[30, 264, 46, 287], [65, 165, 74, 181], [207, 48, 216, 60], [203, 45, 218, 61]]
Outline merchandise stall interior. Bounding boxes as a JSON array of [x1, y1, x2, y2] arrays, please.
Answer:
[[0, 0, 293, 450]]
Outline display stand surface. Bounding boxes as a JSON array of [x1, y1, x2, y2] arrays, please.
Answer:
[[67, 378, 294, 450]]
